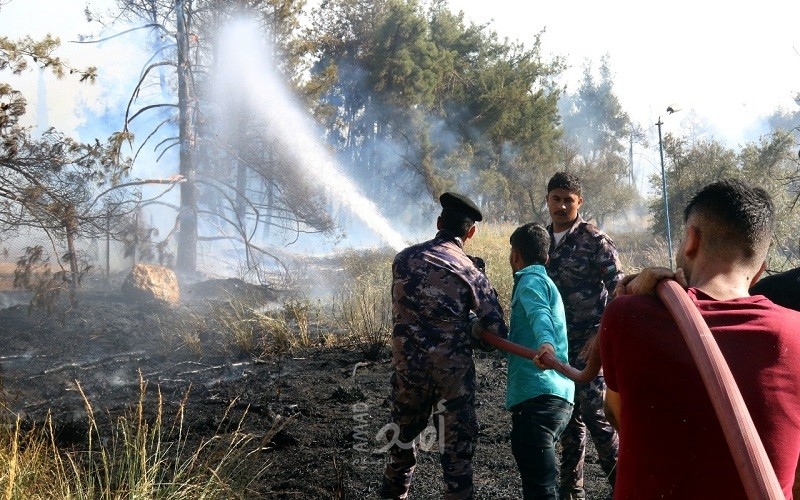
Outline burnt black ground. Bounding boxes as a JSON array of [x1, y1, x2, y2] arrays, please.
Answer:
[[0, 280, 612, 499]]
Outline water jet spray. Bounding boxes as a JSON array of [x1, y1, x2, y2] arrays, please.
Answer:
[[215, 18, 408, 252]]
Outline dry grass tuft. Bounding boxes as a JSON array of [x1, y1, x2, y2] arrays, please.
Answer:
[[0, 373, 274, 499], [331, 249, 394, 359], [335, 277, 392, 360], [468, 222, 517, 308]]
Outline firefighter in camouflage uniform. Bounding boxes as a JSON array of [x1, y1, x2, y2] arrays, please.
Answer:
[[380, 192, 508, 500], [544, 173, 624, 500]]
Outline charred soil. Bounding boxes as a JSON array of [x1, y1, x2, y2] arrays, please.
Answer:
[[0, 278, 611, 499]]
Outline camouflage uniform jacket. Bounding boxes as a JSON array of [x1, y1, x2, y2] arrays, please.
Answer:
[[391, 230, 507, 372], [546, 216, 624, 332]]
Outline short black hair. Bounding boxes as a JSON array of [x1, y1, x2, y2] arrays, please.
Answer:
[[547, 172, 582, 195], [684, 178, 773, 259], [510, 223, 550, 266]]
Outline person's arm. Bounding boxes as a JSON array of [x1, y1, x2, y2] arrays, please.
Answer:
[[520, 276, 560, 369], [577, 332, 599, 364], [597, 236, 625, 295], [604, 389, 621, 431], [614, 267, 688, 298], [470, 271, 509, 340]]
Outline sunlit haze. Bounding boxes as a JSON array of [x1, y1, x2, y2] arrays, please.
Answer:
[[5, 0, 800, 142], [448, 0, 800, 145], [2, 0, 799, 245]]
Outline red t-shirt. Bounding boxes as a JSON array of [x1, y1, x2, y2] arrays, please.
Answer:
[[601, 289, 800, 499]]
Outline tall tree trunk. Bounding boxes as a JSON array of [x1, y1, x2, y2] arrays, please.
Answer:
[[234, 101, 247, 229], [175, 0, 198, 273], [235, 157, 247, 224], [65, 211, 79, 307]]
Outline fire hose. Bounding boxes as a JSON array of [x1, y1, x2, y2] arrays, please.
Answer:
[[477, 279, 783, 499], [475, 324, 600, 384]]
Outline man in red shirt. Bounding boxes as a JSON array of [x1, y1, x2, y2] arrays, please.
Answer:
[[600, 178, 800, 499]]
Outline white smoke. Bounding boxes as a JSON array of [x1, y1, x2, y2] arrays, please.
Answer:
[[214, 17, 408, 252]]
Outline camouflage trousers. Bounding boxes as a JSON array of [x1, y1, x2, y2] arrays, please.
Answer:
[[381, 361, 478, 500], [559, 327, 618, 499]]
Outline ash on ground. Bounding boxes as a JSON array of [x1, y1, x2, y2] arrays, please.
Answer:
[[0, 277, 611, 498]]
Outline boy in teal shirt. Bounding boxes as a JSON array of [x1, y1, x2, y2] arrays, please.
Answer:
[[507, 223, 574, 499]]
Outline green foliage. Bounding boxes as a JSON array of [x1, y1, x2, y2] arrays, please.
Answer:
[[766, 105, 800, 141], [557, 55, 639, 226], [0, 33, 97, 82], [649, 131, 800, 266], [372, 1, 443, 108], [739, 132, 800, 264], [560, 55, 631, 161], [566, 158, 641, 228], [649, 134, 737, 240], [301, 0, 564, 220]]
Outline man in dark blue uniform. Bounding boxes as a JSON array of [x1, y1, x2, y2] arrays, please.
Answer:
[[381, 192, 508, 500], [544, 172, 623, 500]]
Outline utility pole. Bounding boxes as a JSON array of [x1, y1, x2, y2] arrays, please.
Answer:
[[175, 0, 198, 274], [628, 128, 635, 186], [657, 117, 674, 269]]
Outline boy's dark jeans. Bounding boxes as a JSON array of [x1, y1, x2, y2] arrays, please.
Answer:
[[511, 395, 574, 500]]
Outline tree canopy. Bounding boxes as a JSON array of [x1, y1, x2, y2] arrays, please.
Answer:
[[301, 0, 565, 223], [650, 131, 800, 265], [0, 22, 132, 302], [3, 0, 798, 282]]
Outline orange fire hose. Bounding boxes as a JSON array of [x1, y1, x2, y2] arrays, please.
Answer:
[[477, 279, 783, 499]]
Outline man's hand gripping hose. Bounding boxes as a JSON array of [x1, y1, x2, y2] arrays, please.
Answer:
[[472, 322, 599, 384]]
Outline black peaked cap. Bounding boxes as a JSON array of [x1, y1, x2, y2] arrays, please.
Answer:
[[439, 192, 483, 222]]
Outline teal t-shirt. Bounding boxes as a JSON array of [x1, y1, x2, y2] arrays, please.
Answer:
[[506, 264, 574, 409]]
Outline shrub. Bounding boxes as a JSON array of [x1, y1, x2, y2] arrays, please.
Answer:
[[336, 277, 392, 360], [331, 249, 394, 360]]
